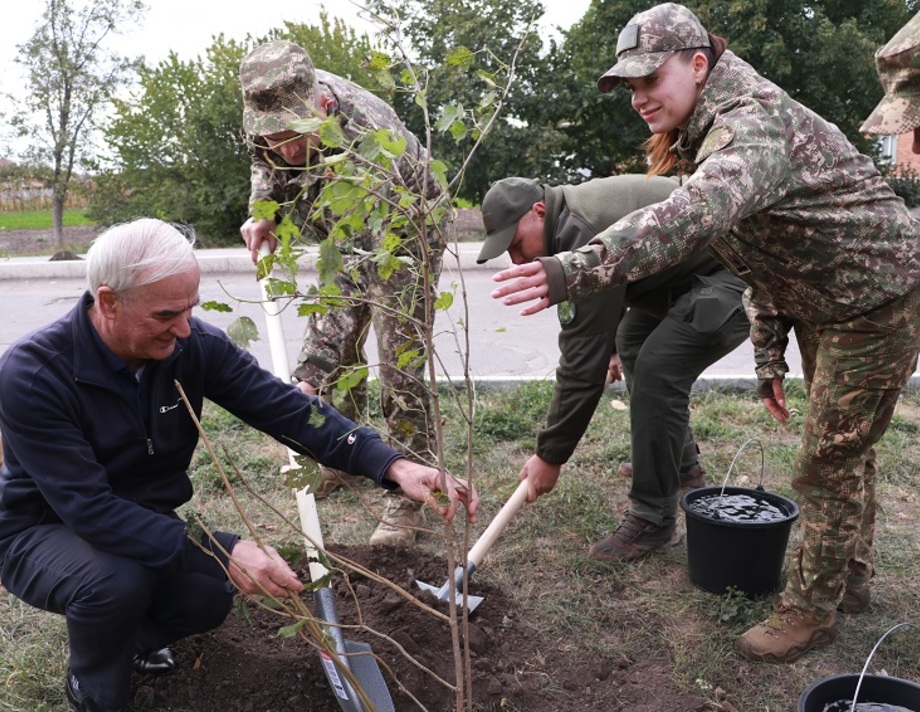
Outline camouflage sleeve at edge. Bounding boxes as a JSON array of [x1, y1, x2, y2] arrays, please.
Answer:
[[742, 287, 790, 380]]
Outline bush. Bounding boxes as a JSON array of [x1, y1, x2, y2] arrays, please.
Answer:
[[882, 163, 920, 208]]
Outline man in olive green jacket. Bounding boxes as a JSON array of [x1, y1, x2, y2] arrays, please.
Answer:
[[478, 175, 749, 561]]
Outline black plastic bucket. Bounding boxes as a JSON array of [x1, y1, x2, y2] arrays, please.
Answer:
[[680, 485, 799, 597], [798, 673, 920, 711]]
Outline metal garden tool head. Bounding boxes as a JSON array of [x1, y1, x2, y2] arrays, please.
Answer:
[[416, 479, 530, 614]]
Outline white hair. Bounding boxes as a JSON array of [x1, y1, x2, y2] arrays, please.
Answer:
[[86, 218, 198, 294]]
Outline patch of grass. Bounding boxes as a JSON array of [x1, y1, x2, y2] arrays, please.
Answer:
[[0, 209, 93, 230], [4, 386, 920, 711]]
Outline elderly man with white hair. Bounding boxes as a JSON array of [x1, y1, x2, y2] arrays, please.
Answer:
[[0, 218, 478, 712]]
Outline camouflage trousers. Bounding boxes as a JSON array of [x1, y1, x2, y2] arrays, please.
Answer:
[[292, 242, 442, 464], [780, 287, 920, 615]]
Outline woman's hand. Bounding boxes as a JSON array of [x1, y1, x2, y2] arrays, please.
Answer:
[[760, 379, 790, 424]]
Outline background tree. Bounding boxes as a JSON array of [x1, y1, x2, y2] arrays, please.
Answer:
[[551, 0, 917, 181], [10, 0, 145, 249], [378, 0, 567, 202], [91, 14, 380, 245]]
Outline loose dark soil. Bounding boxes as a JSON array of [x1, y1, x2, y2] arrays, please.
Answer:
[[135, 545, 714, 712]]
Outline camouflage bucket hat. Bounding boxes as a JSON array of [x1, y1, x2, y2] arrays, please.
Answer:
[[476, 178, 544, 264], [240, 40, 317, 136], [597, 2, 710, 93], [861, 12, 920, 135]]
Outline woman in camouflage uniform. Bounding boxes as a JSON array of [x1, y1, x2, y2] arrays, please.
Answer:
[[490, 2, 920, 664]]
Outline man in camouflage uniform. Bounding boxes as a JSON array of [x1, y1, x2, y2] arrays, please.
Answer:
[[477, 175, 749, 561], [491, 3, 920, 663], [239, 40, 444, 546], [861, 12, 920, 151]]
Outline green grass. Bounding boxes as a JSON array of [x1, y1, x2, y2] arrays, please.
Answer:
[[4, 383, 920, 710], [0, 209, 93, 231]]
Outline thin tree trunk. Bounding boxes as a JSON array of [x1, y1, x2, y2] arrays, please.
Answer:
[[52, 195, 64, 250]]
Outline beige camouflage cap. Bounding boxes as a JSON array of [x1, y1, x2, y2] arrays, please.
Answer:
[[240, 40, 317, 137], [597, 3, 711, 93], [861, 13, 920, 135]]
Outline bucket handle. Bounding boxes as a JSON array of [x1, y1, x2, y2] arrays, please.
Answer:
[[718, 437, 765, 497], [849, 622, 916, 712]]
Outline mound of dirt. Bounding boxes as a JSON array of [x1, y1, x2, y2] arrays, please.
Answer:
[[135, 545, 711, 712]]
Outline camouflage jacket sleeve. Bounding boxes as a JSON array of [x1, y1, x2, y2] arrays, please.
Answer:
[[546, 104, 791, 307], [248, 148, 277, 209], [741, 287, 791, 381]]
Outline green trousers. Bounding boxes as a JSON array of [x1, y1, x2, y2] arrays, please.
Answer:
[[617, 271, 750, 526]]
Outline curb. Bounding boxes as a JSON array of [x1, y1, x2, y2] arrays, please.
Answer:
[[0, 242, 500, 281]]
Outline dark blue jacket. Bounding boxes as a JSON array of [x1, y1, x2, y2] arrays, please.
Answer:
[[0, 292, 400, 569]]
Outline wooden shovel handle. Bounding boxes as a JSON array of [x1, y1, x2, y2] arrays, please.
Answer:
[[296, 488, 330, 583], [257, 242, 292, 381], [258, 241, 328, 576], [466, 480, 530, 570]]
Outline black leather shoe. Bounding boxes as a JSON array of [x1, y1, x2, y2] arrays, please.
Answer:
[[65, 668, 113, 712], [132, 647, 176, 676]]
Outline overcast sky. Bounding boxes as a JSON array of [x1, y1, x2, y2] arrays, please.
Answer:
[[0, 0, 593, 90]]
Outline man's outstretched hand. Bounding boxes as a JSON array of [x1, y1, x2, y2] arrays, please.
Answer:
[[490, 261, 551, 316]]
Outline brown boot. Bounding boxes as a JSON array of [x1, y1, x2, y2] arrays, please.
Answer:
[[837, 578, 871, 614], [313, 467, 366, 500], [736, 606, 838, 663], [588, 512, 680, 562], [369, 496, 425, 547], [617, 461, 706, 490]]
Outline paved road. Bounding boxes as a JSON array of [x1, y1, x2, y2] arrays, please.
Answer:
[[0, 245, 800, 385]]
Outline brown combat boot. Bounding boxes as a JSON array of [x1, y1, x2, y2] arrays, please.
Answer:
[[838, 578, 871, 614], [736, 606, 838, 663], [369, 496, 425, 547], [313, 466, 366, 500], [588, 512, 680, 562], [617, 461, 707, 490]]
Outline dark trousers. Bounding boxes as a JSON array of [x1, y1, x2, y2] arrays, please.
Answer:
[[1, 524, 234, 709], [617, 272, 750, 526]]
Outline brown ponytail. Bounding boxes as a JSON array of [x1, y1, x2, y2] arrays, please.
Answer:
[[643, 33, 728, 177]]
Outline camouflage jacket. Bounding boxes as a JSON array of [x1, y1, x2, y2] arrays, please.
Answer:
[[246, 69, 441, 250], [542, 51, 920, 380]]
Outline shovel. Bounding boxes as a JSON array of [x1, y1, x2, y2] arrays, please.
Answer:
[[257, 243, 395, 712], [416, 479, 530, 613]]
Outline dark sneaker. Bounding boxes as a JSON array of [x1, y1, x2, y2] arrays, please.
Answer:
[[617, 461, 706, 490], [837, 579, 871, 614], [736, 606, 838, 663], [313, 467, 366, 500], [132, 647, 176, 676], [65, 668, 129, 711], [588, 513, 680, 562]]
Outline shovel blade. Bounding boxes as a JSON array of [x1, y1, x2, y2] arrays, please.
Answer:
[[416, 579, 485, 613], [314, 587, 395, 712]]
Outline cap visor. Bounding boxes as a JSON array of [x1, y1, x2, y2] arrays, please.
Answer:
[[476, 226, 516, 264], [860, 94, 919, 135], [597, 51, 674, 93]]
